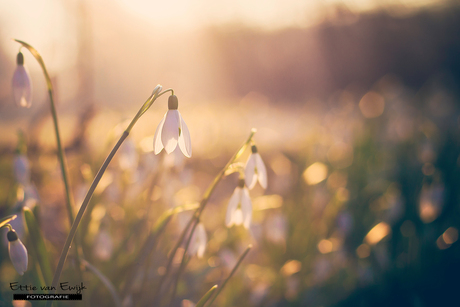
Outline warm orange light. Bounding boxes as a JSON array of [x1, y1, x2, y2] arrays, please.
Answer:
[[303, 162, 328, 185], [317, 239, 333, 254], [364, 222, 391, 245], [443, 227, 458, 245], [281, 260, 302, 277], [356, 244, 370, 258]]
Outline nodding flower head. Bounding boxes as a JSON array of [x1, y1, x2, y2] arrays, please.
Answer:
[[153, 95, 192, 157], [226, 179, 252, 229], [188, 223, 207, 258], [7, 229, 28, 276], [12, 52, 32, 108], [244, 145, 267, 189]]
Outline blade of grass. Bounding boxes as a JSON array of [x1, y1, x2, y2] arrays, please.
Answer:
[[196, 285, 218, 307], [23, 207, 54, 285], [205, 245, 252, 307], [81, 259, 122, 307]]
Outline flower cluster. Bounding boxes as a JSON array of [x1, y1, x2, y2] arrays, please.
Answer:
[[226, 145, 267, 229]]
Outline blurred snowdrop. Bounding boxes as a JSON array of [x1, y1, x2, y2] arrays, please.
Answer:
[[153, 95, 192, 157], [13, 154, 30, 186], [226, 179, 252, 229], [118, 137, 139, 171], [245, 145, 267, 189], [12, 52, 32, 108], [188, 223, 207, 258], [93, 229, 113, 261], [7, 229, 28, 275]]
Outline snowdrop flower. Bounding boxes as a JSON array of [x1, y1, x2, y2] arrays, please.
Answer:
[[245, 145, 267, 189], [12, 52, 32, 108], [153, 95, 191, 157], [226, 179, 252, 229], [7, 229, 28, 275], [188, 223, 207, 258], [13, 154, 30, 186]]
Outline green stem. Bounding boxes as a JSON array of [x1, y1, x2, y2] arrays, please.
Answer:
[[46, 84, 170, 307], [14, 40, 75, 227], [14, 39, 82, 279], [159, 129, 257, 304], [46, 131, 128, 307], [81, 259, 122, 307], [205, 245, 252, 307]]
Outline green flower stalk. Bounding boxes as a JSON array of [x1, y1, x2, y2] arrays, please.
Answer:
[[46, 85, 179, 307]]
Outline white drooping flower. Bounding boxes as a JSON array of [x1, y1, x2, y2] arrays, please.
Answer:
[[13, 154, 30, 186], [188, 223, 207, 258], [153, 95, 191, 157], [12, 52, 32, 108], [245, 145, 267, 189], [226, 179, 253, 229], [7, 229, 28, 275]]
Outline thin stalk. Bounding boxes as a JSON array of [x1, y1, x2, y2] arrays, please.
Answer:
[[14, 40, 75, 227], [205, 245, 252, 307], [167, 129, 257, 303], [46, 131, 129, 307], [81, 259, 122, 307], [14, 39, 81, 277], [46, 85, 168, 307], [151, 214, 196, 304]]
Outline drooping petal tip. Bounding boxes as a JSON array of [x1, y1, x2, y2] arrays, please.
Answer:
[[178, 113, 192, 158], [161, 110, 180, 154]]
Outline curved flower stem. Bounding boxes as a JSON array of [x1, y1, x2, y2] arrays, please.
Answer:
[[46, 86, 169, 307], [157, 129, 257, 304], [13, 39, 81, 276], [205, 245, 252, 307], [14, 40, 75, 234]]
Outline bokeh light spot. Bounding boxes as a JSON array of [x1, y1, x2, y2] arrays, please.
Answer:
[[365, 222, 391, 245], [303, 162, 328, 185], [359, 91, 385, 118]]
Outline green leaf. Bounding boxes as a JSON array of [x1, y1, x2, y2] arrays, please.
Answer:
[[0, 214, 17, 229], [23, 207, 54, 285], [196, 285, 218, 307]]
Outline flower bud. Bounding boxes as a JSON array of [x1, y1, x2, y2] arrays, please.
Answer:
[[12, 52, 32, 108], [7, 230, 28, 275]]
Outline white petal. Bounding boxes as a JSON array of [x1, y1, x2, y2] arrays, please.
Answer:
[[153, 114, 166, 154], [255, 153, 268, 189], [161, 110, 180, 154], [12, 66, 32, 108], [9, 240, 28, 275], [244, 154, 257, 189], [241, 188, 253, 229], [178, 113, 192, 158], [226, 187, 241, 227], [234, 209, 243, 226], [195, 223, 207, 258]]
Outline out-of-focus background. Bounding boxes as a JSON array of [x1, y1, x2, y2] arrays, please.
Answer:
[[1, 0, 460, 306]]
